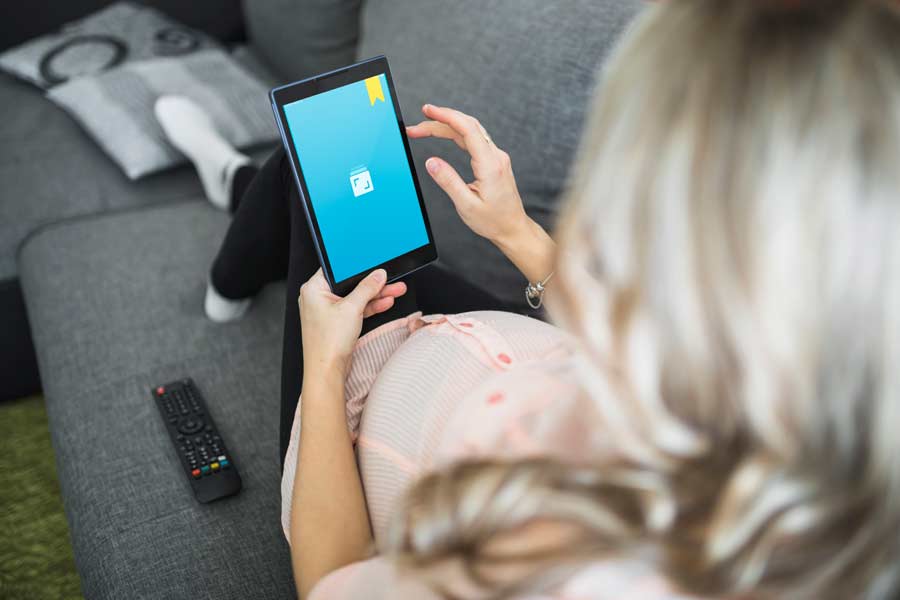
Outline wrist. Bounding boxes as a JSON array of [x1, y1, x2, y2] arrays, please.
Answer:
[[303, 353, 349, 382], [493, 217, 556, 284], [493, 214, 539, 255]]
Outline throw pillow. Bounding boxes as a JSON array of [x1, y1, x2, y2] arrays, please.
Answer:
[[0, 2, 218, 88], [47, 48, 278, 180]]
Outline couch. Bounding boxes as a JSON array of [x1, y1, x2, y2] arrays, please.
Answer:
[[8, 1, 642, 597]]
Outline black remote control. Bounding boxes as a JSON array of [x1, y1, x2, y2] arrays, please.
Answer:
[[151, 378, 242, 503]]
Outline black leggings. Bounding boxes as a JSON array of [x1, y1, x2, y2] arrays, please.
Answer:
[[210, 148, 522, 465]]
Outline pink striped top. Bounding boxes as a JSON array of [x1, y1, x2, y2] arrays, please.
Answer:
[[281, 311, 692, 599]]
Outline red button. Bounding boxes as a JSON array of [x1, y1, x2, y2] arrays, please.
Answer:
[[191, 468, 201, 478], [156, 386, 165, 395], [497, 353, 512, 364]]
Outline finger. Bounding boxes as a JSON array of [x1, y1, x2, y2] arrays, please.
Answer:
[[345, 268, 388, 311], [406, 121, 466, 150], [425, 157, 480, 211], [305, 268, 327, 288], [422, 104, 494, 168], [299, 268, 328, 304], [363, 295, 395, 319], [377, 281, 407, 299]]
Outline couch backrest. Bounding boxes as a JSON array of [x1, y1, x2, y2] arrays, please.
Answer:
[[242, 0, 362, 82], [358, 0, 644, 304]]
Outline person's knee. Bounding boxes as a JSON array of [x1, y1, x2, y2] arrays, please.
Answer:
[[274, 147, 291, 184]]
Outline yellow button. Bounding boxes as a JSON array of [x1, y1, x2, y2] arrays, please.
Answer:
[[211, 462, 220, 471]]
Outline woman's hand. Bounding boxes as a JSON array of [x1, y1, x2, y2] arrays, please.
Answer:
[[299, 268, 406, 375], [407, 104, 556, 284], [407, 104, 529, 245]]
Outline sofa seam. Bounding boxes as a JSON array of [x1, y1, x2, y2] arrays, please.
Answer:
[[14, 195, 204, 270]]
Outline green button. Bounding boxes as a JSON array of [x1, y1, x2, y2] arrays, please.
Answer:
[[201, 466, 211, 475]]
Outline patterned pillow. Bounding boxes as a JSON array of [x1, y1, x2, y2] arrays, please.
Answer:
[[0, 2, 218, 89], [47, 49, 278, 180]]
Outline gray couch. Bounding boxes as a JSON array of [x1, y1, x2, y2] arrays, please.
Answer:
[[10, 1, 642, 597]]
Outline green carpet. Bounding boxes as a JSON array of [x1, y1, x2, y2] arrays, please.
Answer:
[[0, 396, 83, 600]]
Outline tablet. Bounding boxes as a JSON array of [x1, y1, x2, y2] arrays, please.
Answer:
[[270, 55, 437, 296]]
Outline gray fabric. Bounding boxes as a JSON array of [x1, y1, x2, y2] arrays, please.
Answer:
[[0, 2, 218, 89], [47, 48, 278, 179], [230, 44, 281, 90], [18, 202, 294, 600], [241, 0, 362, 83], [358, 0, 644, 307]]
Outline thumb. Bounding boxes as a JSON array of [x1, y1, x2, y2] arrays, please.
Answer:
[[425, 157, 478, 211], [345, 269, 388, 311]]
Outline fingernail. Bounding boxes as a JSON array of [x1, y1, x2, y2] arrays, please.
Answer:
[[373, 269, 387, 283], [423, 103, 431, 111], [426, 158, 440, 174]]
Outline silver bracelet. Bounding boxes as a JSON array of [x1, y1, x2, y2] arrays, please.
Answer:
[[525, 271, 554, 309]]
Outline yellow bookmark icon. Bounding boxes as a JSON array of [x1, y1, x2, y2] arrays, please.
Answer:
[[365, 75, 385, 106]]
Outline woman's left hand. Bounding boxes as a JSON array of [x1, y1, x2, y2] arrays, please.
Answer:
[[299, 269, 407, 375], [406, 104, 530, 246]]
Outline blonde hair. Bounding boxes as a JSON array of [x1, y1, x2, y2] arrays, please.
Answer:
[[388, 1, 900, 598]]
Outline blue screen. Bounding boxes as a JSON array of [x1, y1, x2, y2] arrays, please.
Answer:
[[283, 73, 430, 282]]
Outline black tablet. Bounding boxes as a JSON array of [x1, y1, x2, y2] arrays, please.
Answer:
[[270, 55, 437, 296]]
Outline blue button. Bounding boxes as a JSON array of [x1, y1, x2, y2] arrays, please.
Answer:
[[220, 460, 230, 469]]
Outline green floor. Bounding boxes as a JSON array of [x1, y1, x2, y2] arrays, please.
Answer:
[[0, 396, 83, 600]]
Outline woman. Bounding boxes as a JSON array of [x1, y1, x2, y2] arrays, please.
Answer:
[[159, 0, 900, 597]]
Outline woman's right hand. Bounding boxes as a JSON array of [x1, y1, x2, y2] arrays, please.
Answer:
[[407, 104, 556, 284]]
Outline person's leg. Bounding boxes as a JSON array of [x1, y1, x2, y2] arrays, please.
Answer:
[[229, 164, 259, 213], [206, 149, 291, 320], [154, 96, 252, 211]]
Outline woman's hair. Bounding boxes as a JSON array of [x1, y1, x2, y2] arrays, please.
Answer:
[[387, 1, 900, 598]]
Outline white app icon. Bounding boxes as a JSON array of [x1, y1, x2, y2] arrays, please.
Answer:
[[350, 168, 374, 197]]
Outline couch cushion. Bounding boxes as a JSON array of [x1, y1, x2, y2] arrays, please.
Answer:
[[241, 0, 361, 83], [18, 202, 294, 599], [358, 0, 644, 307]]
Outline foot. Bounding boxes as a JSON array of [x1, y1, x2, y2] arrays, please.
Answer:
[[204, 280, 251, 323], [154, 95, 251, 210]]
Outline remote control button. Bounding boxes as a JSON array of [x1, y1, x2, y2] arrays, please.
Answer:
[[201, 465, 211, 475], [218, 455, 226, 461], [177, 419, 204, 435], [191, 468, 201, 478], [156, 386, 165, 395], [220, 459, 230, 469], [211, 462, 220, 471]]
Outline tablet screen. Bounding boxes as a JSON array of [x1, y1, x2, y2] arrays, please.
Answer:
[[282, 73, 431, 283]]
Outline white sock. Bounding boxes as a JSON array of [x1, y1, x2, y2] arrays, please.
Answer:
[[204, 279, 252, 323], [154, 96, 251, 210]]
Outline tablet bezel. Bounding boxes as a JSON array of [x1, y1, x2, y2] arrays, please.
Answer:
[[270, 55, 437, 297]]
